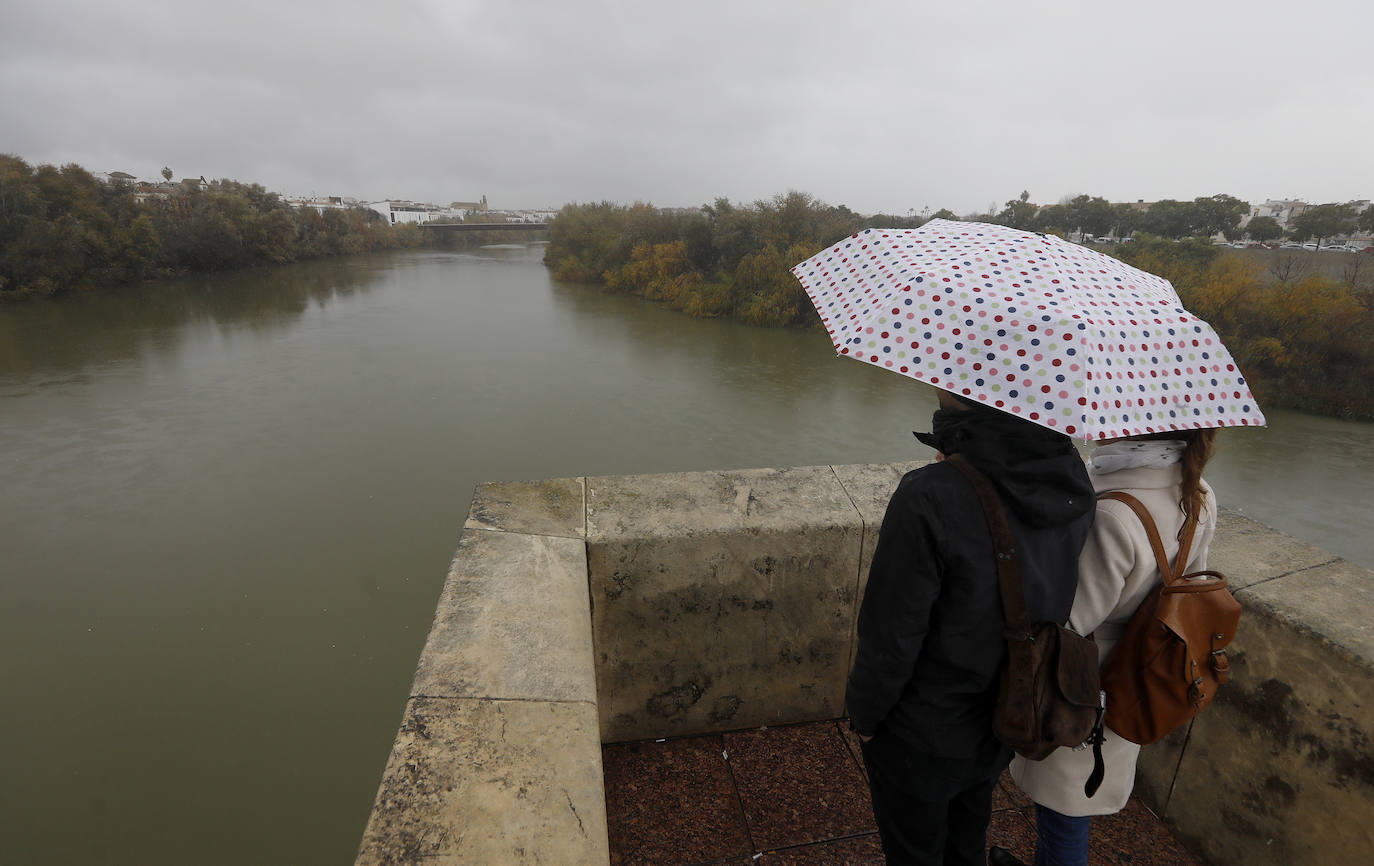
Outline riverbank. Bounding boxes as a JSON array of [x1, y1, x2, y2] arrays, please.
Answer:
[[544, 201, 1374, 421], [0, 155, 540, 301]]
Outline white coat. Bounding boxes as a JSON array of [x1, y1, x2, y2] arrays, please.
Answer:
[[1009, 462, 1216, 816]]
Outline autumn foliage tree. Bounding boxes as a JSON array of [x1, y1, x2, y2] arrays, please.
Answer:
[[545, 191, 858, 327], [1114, 237, 1374, 418], [545, 189, 1374, 418]]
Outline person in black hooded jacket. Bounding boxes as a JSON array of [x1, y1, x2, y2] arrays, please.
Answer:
[[846, 390, 1095, 866]]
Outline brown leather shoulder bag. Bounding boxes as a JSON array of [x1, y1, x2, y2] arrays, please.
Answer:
[[946, 455, 1106, 795]]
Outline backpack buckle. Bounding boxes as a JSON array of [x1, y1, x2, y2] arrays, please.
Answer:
[[1210, 649, 1231, 682], [1188, 677, 1205, 708]]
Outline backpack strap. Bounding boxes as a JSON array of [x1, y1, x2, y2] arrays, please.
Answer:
[[1098, 491, 1200, 586], [945, 454, 1032, 641]]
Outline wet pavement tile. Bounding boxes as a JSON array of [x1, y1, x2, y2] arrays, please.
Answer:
[[724, 721, 878, 851], [757, 833, 885, 864], [836, 721, 869, 781], [994, 768, 1034, 810], [602, 734, 752, 866], [1087, 798, 1202, 865], [604, 723, 1203, 866], [987, 809, 1038, 863]]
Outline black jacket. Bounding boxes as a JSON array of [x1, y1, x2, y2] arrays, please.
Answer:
[[845, 408, 1094, 760]]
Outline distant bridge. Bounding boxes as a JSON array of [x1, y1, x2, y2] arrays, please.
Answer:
[[418, 222, 549, 232]]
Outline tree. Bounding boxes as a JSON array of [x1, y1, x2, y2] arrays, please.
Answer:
[[1115, 234, 1220, 288], [995, 190, 1038, 230], [704, 197, 761, 273], [1063, 195, 1115, 238], [1357, 205, 1374, 234], [1138, 199, 1195, 239], [1031, 203, 1068, 234], [1245, 215, 1283, 243], [111, 213, 161, 281], [930, 208, 958, 221], [1192, 194, 1250, 240], [1111, 203, 1144, 239], [1291, 203, 1358, 247], [752, 190, 859, 251], [161, 166, 173, 183]]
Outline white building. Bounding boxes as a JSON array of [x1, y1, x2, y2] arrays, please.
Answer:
[[284, 195, 360, 215], [366, 200, 468, 225], [1251, 199, 1310, 231]]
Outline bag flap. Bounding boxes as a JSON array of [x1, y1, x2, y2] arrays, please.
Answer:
[[1156, 581, 1242, 649], [1054, 627, 1102, 708]]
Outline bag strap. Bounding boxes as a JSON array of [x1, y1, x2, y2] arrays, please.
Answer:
[[945, 454, 1032, 641], [951, 454, 1108, 792], [1098, 491, 1199, 586]]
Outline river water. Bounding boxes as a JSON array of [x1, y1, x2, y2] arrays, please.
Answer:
[[1, 246, 1370, 864]]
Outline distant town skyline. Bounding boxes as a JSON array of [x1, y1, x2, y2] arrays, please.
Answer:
[[4, 1, 1371, 216], [83, 167, 1369, 228]]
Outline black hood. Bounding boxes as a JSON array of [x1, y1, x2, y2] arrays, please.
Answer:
[[916, 403, 1093, 527]]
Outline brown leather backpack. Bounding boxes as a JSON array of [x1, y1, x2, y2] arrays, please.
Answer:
[[1097, 491, 1242, 745], [947, 456, 1106, 793]]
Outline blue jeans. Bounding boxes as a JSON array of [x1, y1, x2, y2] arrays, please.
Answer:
[[1034, 804, 1090, 866]]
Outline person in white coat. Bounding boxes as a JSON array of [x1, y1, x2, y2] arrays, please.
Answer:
[[1000, 429, 1219, 866]]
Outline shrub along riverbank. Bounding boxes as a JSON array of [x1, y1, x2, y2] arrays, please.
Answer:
[[544, 194, 1374, 421], [0, 156, 431, 299]]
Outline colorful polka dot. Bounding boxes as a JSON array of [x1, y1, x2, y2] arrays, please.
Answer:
[[790, 220, 1266, 441]]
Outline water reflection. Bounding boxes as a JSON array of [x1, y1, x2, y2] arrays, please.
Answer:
[[544, 278, 937, 425], [0, 257, 384, 382]]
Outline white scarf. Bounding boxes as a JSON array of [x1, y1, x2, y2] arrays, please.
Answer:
[[1088, 440, 1186, 476]]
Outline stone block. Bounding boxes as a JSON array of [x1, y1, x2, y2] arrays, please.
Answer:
[[412, 529, 595, 704], [464, 477, 585, 539], [586, 466, 864, 742], [1238, 557, 1374, 664], [1154, 592, 1374, 865], [587, 465, 859, 539], [356, 697, 608, 866], [1209, 508, 1337, 591]]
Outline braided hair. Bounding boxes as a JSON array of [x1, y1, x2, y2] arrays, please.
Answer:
[[1135, 428, 1218, 538]]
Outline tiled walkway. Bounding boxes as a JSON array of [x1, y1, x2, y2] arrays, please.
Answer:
[[602, 719, 1202, 865]]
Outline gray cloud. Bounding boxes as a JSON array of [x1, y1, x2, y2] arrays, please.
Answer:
[[3, 0, 1370, 213]]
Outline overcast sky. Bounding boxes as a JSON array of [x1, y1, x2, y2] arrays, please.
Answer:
[[3, 0, 1370, 215]]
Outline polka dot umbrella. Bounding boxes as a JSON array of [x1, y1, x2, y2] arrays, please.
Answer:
[[791, 220, 1265, 441]]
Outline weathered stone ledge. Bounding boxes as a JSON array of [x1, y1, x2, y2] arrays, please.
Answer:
[[357, 464, 1374, 865]]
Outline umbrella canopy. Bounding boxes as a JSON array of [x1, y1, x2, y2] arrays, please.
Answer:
[[791, 220, 1265, 441]]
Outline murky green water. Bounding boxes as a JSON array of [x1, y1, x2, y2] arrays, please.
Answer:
[[1, 246, 1369, 864]]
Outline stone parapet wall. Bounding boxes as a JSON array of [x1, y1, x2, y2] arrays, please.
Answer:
[[355, 477, 608, 866], [591, 466, 859, 741], [356, 464, 1374, 865]]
